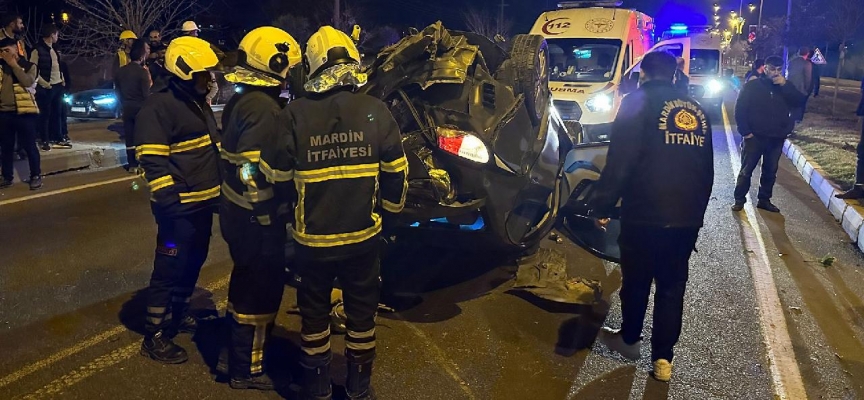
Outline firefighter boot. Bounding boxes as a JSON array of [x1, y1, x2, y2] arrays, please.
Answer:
[[140, 330, 188, 364], [230, 373, 277, 391], [172, 302, 198, 335], [301, 363, 332, 400], [345, 360, 375, 400]]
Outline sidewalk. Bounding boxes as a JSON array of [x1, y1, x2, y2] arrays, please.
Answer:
[[12, 105, 226, 181], [11, 119, 127, 182]]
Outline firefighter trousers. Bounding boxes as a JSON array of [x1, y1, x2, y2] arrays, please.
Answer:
[[220, 204, 288, 377], [145, 209, 213, 334], [297, 249, 380, 369]]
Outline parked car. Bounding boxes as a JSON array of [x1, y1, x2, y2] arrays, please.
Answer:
[[65, 81, 120, 119], [359, 22, 617, 260]]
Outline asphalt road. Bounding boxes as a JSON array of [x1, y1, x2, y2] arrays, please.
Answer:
[[1, 97, 863, 400]]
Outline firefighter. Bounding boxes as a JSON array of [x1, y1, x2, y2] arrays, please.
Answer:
[[113, 30, 137, 77], [136, 36, 222, 364], [260, 25, 408, 400], [218, 26, 302, 390]]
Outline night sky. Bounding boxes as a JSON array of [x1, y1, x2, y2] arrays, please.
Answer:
[[6, 0, 790, 35]]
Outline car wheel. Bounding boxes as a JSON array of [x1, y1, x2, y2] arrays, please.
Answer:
[[509, 34, 550, 126]]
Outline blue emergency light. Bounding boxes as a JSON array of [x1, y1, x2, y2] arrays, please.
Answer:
[[670, 23, 689, 33]]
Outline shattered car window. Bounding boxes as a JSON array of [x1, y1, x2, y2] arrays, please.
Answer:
[[547, 39, 622, 83]]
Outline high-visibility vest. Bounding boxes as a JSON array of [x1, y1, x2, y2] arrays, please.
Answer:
[[118, 51, 130, 68]]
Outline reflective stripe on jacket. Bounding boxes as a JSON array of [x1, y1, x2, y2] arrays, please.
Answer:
[[135, 80, 222, 217], [260, 89, 408, 261]]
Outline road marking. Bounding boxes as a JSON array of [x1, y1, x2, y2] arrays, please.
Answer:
[[0, 176, 137, 206], [722, 106, 808, 400], [400, 320, 478, 400], [0, 275, 231, 391], [17, 298, 230, 400]]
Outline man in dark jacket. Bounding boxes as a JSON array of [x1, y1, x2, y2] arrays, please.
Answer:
[[115, 39, 151, 171], [588, 51, 713, 383], [136, 36, 222, 364], [836, 79, 864, 199], [217, 26, 301, 391], [260, 26, 408, 400], [788, 47, 813, 124], [732, 56, 805, 213]]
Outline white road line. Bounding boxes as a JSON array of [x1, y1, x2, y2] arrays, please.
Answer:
[[722, 107, 807, 400], [400, 321, 477, 400], [0, 275, 231, 391], [16, 298, 230, 400], [0, 176, 137, 207]]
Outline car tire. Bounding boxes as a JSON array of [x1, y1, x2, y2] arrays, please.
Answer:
[[509, 34, 550, 126]]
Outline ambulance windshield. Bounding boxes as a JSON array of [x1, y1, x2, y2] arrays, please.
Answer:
[[690, 49, 720, 75], [547, 39, 622, 83]]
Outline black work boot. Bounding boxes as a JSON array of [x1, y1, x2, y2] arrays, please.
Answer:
[[731, 200, 745, 212], [140, 330, 188, 364], [346, 361, 375, 400], [836, 185, 864, 199], [756, 200, 780, 213], [301, 363, 333, 400], [174, 314, 198, 335], [230, 372, 277, 391]]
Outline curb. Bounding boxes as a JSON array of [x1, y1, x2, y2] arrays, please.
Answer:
[[784, 140, 864, 252], [12, 144, 126, 181]]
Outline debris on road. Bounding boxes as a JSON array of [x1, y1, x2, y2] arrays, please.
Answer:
[[789, 306, 802, 315], [819, 256, 836, 267], [512, 248, 601, 305]]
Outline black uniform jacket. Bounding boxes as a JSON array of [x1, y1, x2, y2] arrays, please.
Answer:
[[135, 80, 222, 217], [735, 76, 804, 139], [588, 80, 714, 228], [219, 88, 292, 225], [260, 88, 409, 261]]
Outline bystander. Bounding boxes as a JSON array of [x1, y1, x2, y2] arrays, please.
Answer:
[[30, 24, 69, 150], [0, 38, 42, 190], [115, 39, 151, 171], [788, 46, 814, 124]]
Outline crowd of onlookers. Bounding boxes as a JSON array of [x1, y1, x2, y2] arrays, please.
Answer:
[[0, 13, 223, 189]]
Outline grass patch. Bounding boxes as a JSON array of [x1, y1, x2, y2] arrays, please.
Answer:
[[791, 95, 861, 189]]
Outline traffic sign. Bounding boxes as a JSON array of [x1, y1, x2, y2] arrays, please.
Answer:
[[811, 48, 827, 65]]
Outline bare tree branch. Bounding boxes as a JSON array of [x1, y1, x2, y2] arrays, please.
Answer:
[[463, 8, 512, 40], [64, 0, 201, 58]]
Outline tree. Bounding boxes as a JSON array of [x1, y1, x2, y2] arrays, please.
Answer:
[[463, 8, 512, 41], [826, 0, 864, 115], [64, 0, 202, 58], [272, 13, 314, 45]]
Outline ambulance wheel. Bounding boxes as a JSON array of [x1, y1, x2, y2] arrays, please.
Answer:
[[510, 34, 550, 125]]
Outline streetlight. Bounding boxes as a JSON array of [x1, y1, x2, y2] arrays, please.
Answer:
[[731, 10, 738, 18], [714, 15, 720, 21], [61, 12, 70, 24], [749, 3, 756, 12], [714, 3, 720, 13]]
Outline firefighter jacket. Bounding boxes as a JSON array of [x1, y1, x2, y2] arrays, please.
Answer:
[[588, 80, 714, 228], [219, 87, 292, 225], [135, 79, 222, 217], [260, 89, 408, 261]]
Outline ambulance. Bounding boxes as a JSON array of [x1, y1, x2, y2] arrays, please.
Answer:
[[661, 24, 725, 112], [530, 1, 693, 142]]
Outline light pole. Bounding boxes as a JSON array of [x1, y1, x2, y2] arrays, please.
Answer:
[[783, 0, 792, 74]]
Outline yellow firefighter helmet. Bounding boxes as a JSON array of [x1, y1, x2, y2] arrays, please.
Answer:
[[119, 30, 138, 40], [225, 26, 302, 87], [305, 26, 361, 79], [164, 36, 220, 81]]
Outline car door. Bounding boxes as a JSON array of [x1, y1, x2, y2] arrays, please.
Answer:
[[558, 141, 621, 263]]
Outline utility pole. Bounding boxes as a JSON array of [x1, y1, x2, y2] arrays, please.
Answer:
[[783, 0, 791, 75], [498, 0, 508, 35], [334, 0, 341, 30]]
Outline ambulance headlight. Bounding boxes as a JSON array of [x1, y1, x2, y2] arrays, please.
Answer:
[[585, 93, 613, 113], [706, 79, 724, 95]]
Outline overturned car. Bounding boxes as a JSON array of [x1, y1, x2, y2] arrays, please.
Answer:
[[359, 23, 616, 258]]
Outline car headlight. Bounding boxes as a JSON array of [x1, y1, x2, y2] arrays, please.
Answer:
[[63, 95, 73, 104], [92, 96, 116, 106], [585, 93, 613, 113], [436, 127, 490, 164], [706, 79, 724, 95]]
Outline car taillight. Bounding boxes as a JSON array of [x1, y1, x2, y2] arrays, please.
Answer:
[[436, 127, 490, 164]]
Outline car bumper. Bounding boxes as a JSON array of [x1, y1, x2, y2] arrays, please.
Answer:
[[582, 123, 612, 143], [67, 105, 117, 119]]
